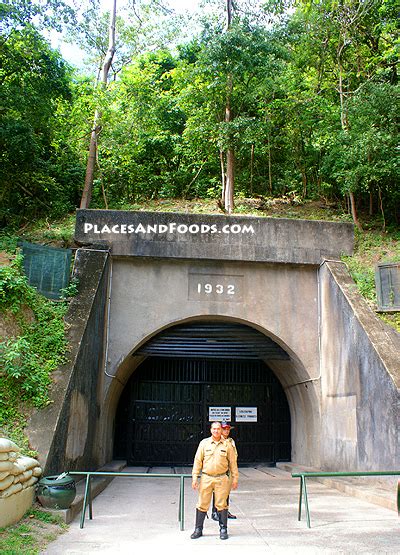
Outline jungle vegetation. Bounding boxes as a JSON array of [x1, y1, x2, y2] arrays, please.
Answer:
[[0, 0, 398, 228]]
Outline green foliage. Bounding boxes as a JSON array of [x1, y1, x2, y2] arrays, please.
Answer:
[[60, 277, 79, 299], [342, 226, 400, 331], [343, 257, 377, 302], [0, 255, 35, 312], [1, 0, 76, 34], [0, 26, 84, 226], [1, 0, 398, 224], [0, 256, 68, 436]]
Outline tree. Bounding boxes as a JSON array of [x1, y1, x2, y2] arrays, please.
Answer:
[[80, 0, 117, 209], [290, 0, 399, 227], [223, 0, 235, 214], [0, 27, 80, 225]]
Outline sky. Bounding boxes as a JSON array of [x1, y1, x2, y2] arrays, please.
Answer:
[[51, 0, 204, 68]]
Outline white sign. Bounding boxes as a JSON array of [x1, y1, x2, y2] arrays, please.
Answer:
[[236, 407, 257, 422], [209, 407, 231, 421]]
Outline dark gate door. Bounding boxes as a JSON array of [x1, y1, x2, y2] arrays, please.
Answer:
[[114, 357, 291, 465]]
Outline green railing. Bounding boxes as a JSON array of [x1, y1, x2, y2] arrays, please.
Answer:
[[292, 470, 400, 528], [68, 471, 192, 530]]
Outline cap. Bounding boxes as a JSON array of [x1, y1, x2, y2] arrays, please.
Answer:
[[221, 421, 234, 429]]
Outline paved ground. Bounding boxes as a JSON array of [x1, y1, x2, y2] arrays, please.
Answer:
[[43, 466, 399, 554]]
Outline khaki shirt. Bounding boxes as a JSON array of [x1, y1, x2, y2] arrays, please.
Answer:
[[225, 436, 238, 458], [192, 436, 239, 482]]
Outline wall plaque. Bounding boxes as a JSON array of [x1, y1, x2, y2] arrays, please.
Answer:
[[188, 273, 243, 302]]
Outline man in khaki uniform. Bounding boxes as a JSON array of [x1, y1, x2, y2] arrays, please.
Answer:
[[191, 421, 239, 540], [211, 421, 238, 521]]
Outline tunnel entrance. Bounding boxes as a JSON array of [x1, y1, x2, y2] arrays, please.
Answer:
[[114, 323, 291, 466]]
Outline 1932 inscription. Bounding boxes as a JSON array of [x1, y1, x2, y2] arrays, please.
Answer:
[[188, 274, 243, 302]]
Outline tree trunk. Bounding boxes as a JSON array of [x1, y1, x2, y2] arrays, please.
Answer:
[[301, 168, 307, 198], [267, 131, 272, 195], [225, 149, 234, 214], [80, 113, 99, 209], [220, 150, 226, 203], [378, 186, 386, 232], [222, 0, 235, 214], [224, 82, 234, 214], [250, 143, 254, 196], [349, 191, 362, 230], [338, 53, 348, 131], [226, 0, 232, 27], [338, 41, 361, 229], [80, 0, 117, 209]]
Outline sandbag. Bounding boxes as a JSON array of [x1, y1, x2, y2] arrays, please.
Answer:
[[0, 482, 23, 498], [10, 456, 38, 475], [0, 472, 9, 481], [18, 470, 33, 483], [0, 438, 19, 453], [0, 453, 9, 461], [0, 461, 13, 472], [22, 476, 38, 489], [0, 475, 14, 491], [15, 456, 38, 472], [8, 452, 18, 462], [32, 467, 42, 477]]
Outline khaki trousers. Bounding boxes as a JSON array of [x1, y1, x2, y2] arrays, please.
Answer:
[[197, 474, 230, 512]]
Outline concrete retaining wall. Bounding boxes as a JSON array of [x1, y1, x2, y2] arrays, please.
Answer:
[[75, 209, 354, 265], [319, 261, 400, 480], [27, 249, 110, 475]]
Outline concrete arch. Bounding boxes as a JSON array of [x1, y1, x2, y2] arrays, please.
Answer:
[[99, 314, 321, 468]]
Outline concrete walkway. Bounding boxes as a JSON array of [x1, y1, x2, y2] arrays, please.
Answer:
[[43, 466, 399, 554]]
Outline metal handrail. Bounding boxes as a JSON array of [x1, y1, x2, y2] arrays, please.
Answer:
[[292, 470, 400, 528], [68, 471, 192, 530]]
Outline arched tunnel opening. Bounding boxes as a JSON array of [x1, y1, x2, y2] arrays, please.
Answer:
[[113, 322, 291, 466]]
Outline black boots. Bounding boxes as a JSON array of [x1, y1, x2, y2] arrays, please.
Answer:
[[190, 509, 206, 539], [213, 494, 236, 520], [218, 508, 229, 540], [191, 508, 229, 540]]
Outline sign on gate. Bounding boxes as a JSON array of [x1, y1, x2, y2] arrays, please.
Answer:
[[236, 407, 257, 422], [209, 407, 231, 421]]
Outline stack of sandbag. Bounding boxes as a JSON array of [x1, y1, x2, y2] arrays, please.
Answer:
[[0, 438, 42, 528]]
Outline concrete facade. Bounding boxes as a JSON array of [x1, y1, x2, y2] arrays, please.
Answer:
[[99, 257, 322, 468], [27, 210, 400, 480]]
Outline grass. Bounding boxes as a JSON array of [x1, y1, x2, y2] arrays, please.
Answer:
[[0, 506, 67, 554], [342, 224, 400, 331]]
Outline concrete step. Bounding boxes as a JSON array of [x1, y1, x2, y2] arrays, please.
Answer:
[[277, 462, 398, 512]]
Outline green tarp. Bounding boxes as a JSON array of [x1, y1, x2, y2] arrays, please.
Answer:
[[20, 241, 72, 300]]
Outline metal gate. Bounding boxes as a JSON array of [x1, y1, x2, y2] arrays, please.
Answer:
[[114, 357, 291, 466]]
